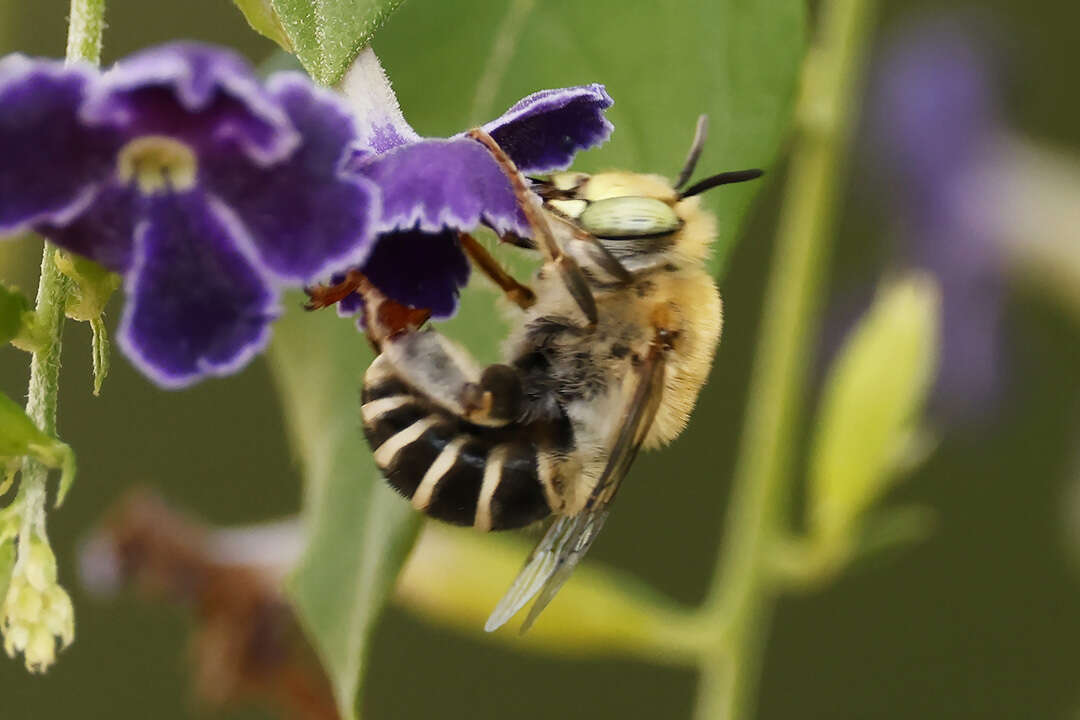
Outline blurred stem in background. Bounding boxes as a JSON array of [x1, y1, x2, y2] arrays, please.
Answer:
[[694, 0, 878, 716]]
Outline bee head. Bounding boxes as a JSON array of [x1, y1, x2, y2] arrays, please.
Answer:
[[535, 116, 761, 265]]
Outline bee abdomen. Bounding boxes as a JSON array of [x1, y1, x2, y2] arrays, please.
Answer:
[[361, 370, 550, 531]]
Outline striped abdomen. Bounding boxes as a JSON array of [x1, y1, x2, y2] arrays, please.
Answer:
[[361, 356, 551, 531]]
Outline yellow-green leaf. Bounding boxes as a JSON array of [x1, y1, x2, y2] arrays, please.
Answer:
[[808, 274, 941, 541], [0, 392, 76, 505], [396, 524, 703, 663], [232, 0, 294, 51], [0, 284, 30, 346]]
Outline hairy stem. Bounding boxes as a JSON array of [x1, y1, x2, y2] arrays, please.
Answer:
[[14, 0, 106, 539], [17, 250, 69, 540], [693, 0, 878, 717], [65, 0, 105, 65]]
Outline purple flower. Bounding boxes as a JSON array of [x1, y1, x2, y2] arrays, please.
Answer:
[[332, 50, 613, 318], [865, 19, 1004, 421], [0, 44, 377, 387]]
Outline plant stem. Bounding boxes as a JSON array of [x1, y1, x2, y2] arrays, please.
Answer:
[[14, 0, 106, 538], [17, 250, 70, 539], [65, 0, 105, 65], [693, 0, 878, 717]]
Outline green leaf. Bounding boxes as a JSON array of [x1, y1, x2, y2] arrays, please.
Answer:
[[808, 274, 942, 542], [0, 391, 51, 458], [268, 2, 805, 714], [375, 0, 806, 277], [267, 296, 421, 720], [0, 284, 31, 346], [257, 0, 407, 85], [0, 391, 76, 505], [232, 0, 294, 51]]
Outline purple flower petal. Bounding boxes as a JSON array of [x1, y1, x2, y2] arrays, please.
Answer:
[[0, 56, 119, 233], [203, 74, 378, 282], [362, 229, 470, 318], [37, 182, 138, 272], [117, 191, 278, 388], [481, 84, 613, 174], [339, 48, 419, 154], [83, 43, 298, 166], [352, 138, 529, 237], [870, 25, 998, 231]]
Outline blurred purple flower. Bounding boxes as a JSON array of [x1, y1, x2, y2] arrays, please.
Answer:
[[0, 44, 377, 387], [867, 21, 1005, 421], [332, 50, 614, 318]]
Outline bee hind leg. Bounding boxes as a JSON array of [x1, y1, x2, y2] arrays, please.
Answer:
[[379, 330, 524, 427], [466, 128, 598, 329]]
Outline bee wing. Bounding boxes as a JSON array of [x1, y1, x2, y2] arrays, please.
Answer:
[[484, 339, 667, 633], [483, 510, 609, 633]]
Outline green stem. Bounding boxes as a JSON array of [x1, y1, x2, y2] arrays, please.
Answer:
[[65, 0, 105, 65], [16, 249, 69, 539], [693, 0, 878, 717], [14, 0, 106, 540]]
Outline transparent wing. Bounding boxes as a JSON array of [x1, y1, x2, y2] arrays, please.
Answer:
[[484, 338, 667, 633], [483, 511, 608, 633]]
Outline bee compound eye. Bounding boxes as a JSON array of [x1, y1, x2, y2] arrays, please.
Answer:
[[578, 196, 682, 239]]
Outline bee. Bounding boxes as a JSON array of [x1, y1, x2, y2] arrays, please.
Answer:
[[326, 116, 761, 632]]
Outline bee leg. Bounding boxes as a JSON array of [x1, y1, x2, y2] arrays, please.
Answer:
[[546, 213, 632, 285], [304, 269, 364, 310], [376, 329, 524, 427], [312, 272, 429, 356], [466, 128, 598, 329], [459, 232, 536, 310], [460, 364, 525, 425], [649, 302, 684, 351]]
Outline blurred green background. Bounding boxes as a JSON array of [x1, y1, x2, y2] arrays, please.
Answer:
[[2, 0, 1080, 718]]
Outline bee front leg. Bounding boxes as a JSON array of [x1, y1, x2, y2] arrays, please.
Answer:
[[546, 212, 632, 285], [459, 232, 537, 310], [466, 128, 598, 329]]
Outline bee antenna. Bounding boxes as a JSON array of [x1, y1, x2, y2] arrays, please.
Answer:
[[674, 114, 709, 190], [679, 169, 764, 198]]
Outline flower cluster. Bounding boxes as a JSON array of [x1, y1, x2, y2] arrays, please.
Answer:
[[0, 512, 74, 673], [0, 44, 614, 386]]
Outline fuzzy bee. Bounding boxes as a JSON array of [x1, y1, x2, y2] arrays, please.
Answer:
[[317, 117, 761, 632]]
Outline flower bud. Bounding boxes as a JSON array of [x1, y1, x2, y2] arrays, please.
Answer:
[[1, 535, 75, 671], [808, 274, 941, 544]]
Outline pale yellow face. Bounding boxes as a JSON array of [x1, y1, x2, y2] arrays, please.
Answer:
[[567, 170, 679, 203]]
